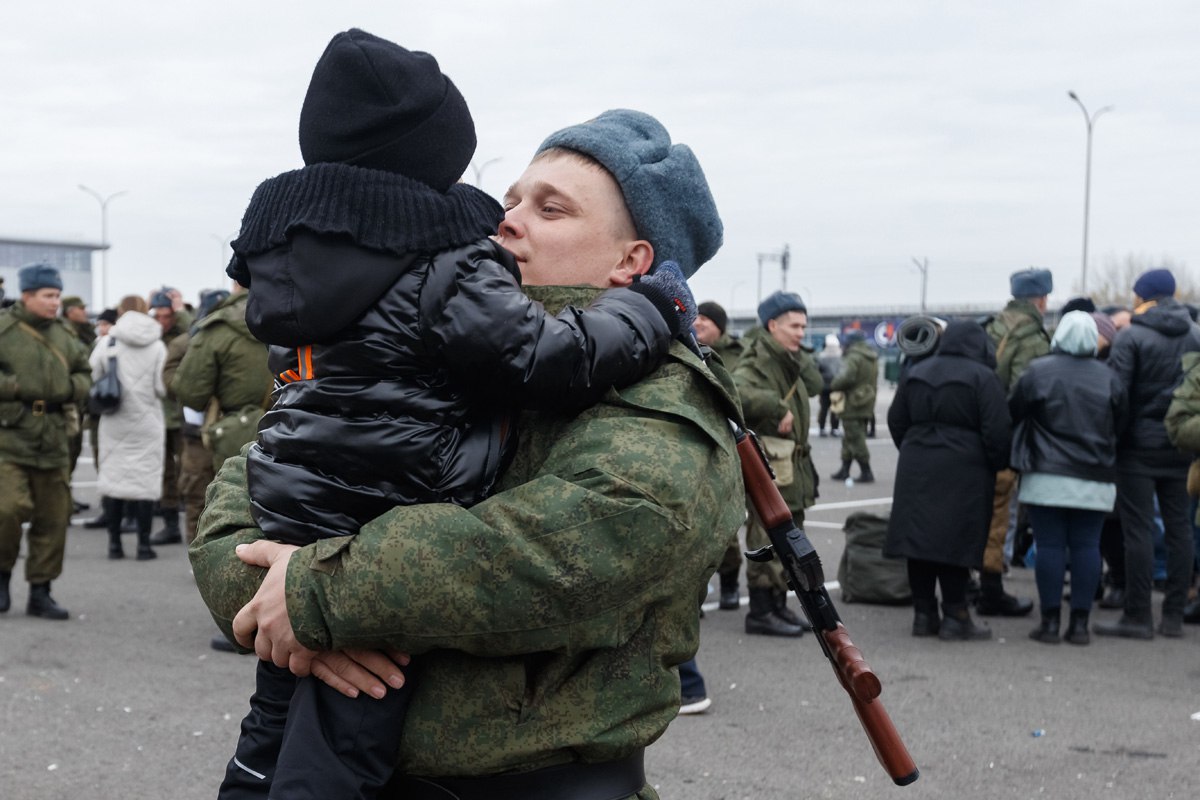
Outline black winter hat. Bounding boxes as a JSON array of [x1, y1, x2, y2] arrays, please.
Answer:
[[299, 29, 476, 193], [697, 301, 728, 334]]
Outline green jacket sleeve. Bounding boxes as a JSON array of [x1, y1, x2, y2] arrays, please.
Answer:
[[1165, 356, 1200, 452], [172, 330, 219, 411], [191, 354, 745, 657], [798, 350, 823, 397]]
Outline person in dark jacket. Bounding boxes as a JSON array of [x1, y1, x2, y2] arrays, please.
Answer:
[[1096, 268, 1200, 640], [1009, 312, 1127, 644], [884, 320, 1011, 640], [218, 33, 696, 800]]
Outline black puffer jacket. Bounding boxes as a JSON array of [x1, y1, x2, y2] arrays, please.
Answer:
[[229, 164, 673, 543], [1108, 298, 1200, 471], [1009, 352, 1127, 484]]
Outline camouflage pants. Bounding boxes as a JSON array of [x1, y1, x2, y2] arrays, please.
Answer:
[[0, 462, 70, 582], [178, 434, 215, 544], [840, 418, 870, 463], [161, 428, 182, 509], [744, 509, 805, 591], [983, 469, 1018, 574]]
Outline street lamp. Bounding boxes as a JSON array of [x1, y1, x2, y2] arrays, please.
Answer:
[[1066, 91, 1113, 295], [470, 158, 502, 193], [78, 185, 127, 308], [756, 245, 790, 303]]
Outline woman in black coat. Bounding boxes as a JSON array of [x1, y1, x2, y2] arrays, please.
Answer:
[[885, 320, 1012, 640]]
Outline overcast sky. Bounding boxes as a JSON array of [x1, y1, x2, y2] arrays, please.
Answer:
[[3, 1, 1198, 315]]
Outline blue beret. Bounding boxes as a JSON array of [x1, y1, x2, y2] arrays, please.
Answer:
[[757, 291, 807, 327], [1133, 268, 1176, 300], [1010, 268, 1053, 298], [537, 109, 723, 277], [18, 263, 63, 293]]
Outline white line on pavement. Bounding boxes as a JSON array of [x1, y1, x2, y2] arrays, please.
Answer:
[[809, 497, 892, 511]]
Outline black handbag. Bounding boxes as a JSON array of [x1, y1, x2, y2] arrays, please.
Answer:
[[87, 338, 121, 415]]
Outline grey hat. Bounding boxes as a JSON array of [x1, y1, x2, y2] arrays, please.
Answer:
[[757, 290, 807, 327], [18, 263, 63, 293], [536, 109, 723, 277], [1010, 268, 1053, 298], [149, 291, 173, 309]]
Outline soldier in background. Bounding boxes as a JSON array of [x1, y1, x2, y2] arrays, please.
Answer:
[[60, 296, 96, 513], [830, 330, 879, 484], [0, 264, 92, 619], [147, 291, 189, 545], [733, 291, 823, 636], [979, 268, 1052, 617]]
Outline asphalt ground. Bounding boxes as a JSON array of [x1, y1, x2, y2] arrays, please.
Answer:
[[3, 391, 1198, 800]]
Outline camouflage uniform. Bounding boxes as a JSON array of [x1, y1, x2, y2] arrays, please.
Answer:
[[706, 333, 746, 600], [830, 339, 879, 468], [190, 286, 744, 797], [0, 303, 92, 585], [158, 313, 191, 516], [732, 327, 823, 592], [64, 314, 96, 480], [171, 292, 271, 541]]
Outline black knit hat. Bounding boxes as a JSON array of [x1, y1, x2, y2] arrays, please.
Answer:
[[697, 301, 728, 334], [299, 29, 476, 193]]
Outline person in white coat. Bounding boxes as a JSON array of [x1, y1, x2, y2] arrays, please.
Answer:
[[90, 295, 167, 560]]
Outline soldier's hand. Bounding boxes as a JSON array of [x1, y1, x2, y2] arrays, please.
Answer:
[[311, 649, 412, 700], [232, 540, 308, 673], [778, 410, 795, 435]]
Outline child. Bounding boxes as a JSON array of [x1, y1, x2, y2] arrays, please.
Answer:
[[217, 29, 694, 800]]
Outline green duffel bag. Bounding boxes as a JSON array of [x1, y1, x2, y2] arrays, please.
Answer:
[[837, 511, 911, 605]]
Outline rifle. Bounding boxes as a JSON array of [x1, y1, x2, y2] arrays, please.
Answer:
[[734, 421, 920, 786]]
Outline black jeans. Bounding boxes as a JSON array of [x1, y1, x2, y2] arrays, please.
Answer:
[[1116, 471, 1195, 620]]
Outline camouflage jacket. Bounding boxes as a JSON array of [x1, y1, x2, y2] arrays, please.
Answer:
[[1165, 351, 1200, 453], [160, 316, 190, 429], [171, 292, 271, 415], [732, 327, 823, 511], [190, 285, 745, 791], [985, 299, 1050, 391], [0, 303, 92, 468], [830, 340, 879, 419], [708, 332, 745, 373]]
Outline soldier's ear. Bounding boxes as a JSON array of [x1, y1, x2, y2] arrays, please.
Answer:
[[608, 241, 654, 287]]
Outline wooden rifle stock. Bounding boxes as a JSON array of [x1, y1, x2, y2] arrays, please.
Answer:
[[733, 423, 919, 786]]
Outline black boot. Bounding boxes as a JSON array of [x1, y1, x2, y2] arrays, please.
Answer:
[[831, 460, 852, 481], [105, 497, 124, 559], [27, 582, 69, 620], [938, 602, 991, 640], [745, 588, 805, 637], [855, 460, 875, 484], [1093, 612, 1154, 640], [975, 571, 1034, 616], [1064, 609, 1090, 645], [83, 498, 111, 530], [0, 570, 10, 613], [135, 501, 157, 560], [771, 588, 812, 631], [149, 507, 182, 545], [911, 598, 940, 637], [1098, 586, 1125, 609], [1029, 607, 1061, 644], [1183, 597, 1200, 624], [718, 572, 740, 610]]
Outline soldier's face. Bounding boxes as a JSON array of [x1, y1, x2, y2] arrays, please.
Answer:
[[768, 311, 808, 352], [497, 152, 651, 288], [65, 305, 88, 323], [22, 288, 61, 320], [151, 307, 175, 334], [693, 314, 722, 346]]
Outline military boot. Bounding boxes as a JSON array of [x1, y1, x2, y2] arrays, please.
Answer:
[[1029, 607, 1061, 644], [938, 602, 990, 641], [771, 588, 812, 630], [831, 460, 852, 481], [745, 588, 805, 637], [27, 582, 69, 620], [975, 571, 1033, 616], [149, 507, 182, 545], [911, 597, 940, 637], [718, 572, 740, 610], [855, 460, 875, 484], [135, 501, 158, 561], [0, 570, 10, 613]]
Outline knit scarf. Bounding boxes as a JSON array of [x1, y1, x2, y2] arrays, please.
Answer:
[[227, 163, 503, 285]]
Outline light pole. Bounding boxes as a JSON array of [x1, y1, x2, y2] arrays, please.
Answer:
[[78, 185, 127, 308], [470, 158, 502, 193], [755, 245, 790, 304], [1067, 91, 1113, 295], [912, 256, 929, 313], [729, 281, 747, 316]]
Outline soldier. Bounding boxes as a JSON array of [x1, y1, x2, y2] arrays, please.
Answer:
[[192, 108, 742, 798], [0, 264, 92, 620], [830, 330, 879, 484], [694, 300, 745, 610], [172, 284, 271, 539], [147, 291, 188, 545], [732, 291, 823, 636], [979, 268, 1051, 617], [60, 295, 96, 511]]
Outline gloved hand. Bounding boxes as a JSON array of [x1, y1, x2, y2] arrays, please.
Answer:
[[629, 260, 698, 338]]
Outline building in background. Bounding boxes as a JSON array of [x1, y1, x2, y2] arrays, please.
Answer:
[[0, 237, 105, 308]]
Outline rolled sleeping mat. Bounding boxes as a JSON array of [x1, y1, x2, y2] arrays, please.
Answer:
[[895, 315, 946, 360]]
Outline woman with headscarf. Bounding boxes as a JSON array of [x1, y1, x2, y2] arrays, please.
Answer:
[[885, 320, 1011, 640], [1009, 311, 1127, 644]]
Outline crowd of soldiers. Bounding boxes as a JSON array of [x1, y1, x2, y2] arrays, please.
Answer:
[[0, 264, 270, 641]]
